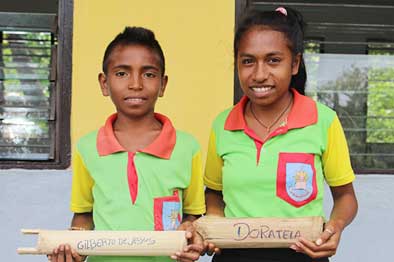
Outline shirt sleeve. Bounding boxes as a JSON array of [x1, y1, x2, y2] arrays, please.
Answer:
[[204, 129, 224, 191], [70, 149, 94, 213], [182, 149, 206, 215], [322, 115, 356, 186]]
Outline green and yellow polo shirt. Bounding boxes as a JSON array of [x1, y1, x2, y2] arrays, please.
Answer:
[[71, 113, 205, 262], [204, 90, 355, 218]]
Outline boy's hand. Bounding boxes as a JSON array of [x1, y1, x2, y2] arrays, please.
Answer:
[[48, 244, 86, 262], [171, 221, 203, 262], [202, 240, 221, 256]]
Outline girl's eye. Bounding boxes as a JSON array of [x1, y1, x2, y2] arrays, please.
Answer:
[[268, 58, 281, 64], [115, 71, 127, 77], [144, 72, 157, 78]]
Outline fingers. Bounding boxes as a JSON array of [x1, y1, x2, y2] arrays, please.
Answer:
[[295, 238, 336, 258], [71, 249, 86, 262], [56, 245, 65, 262], [203, 241, 221, 256], [177, 221, 194, 233], [171, 244, 202, 262], [65, 245, 73, 262], [315, 226, 336, 246], [51, 244, 84, 262], [290, 235, 338, 259]]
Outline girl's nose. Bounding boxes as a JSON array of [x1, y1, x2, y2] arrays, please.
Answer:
[[253, 62, 269, 82]]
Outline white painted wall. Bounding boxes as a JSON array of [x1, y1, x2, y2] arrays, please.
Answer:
[[1, 171, 392, 262]]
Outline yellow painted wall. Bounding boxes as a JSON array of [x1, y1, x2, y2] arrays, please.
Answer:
[[72, 0, 234, 158]]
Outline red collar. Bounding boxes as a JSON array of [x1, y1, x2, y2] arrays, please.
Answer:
[[96, 113, 176, 159], [224, 89, 317, 131]]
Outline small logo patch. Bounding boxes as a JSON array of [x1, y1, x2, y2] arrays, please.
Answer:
[[277, 152, 317, 207], [286, 163, 314, 202], [162, 201, 181, 230], [154, 190, 181, 231]]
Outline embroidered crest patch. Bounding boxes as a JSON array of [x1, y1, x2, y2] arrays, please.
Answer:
[[277, 152, 317, 207], [286, 163, 314, 202], [161, 201, 181, 230], [154, 190, 181, 231]]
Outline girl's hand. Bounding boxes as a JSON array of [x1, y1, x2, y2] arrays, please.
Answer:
[[290, 222, 341, 259], [171, 221, 203, 262], [48, 244, 86, 262]]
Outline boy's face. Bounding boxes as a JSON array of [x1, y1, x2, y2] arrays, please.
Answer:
[[99, 44, 167, 119]]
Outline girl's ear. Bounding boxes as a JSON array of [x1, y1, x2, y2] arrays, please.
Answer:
[[158, 75, 168, 97], [98, 73, 110, 96], [292, 53, 302, 75]]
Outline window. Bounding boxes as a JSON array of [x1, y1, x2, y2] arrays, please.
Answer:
[[236, 1, 394, 173], [0, 0, 72, 168]]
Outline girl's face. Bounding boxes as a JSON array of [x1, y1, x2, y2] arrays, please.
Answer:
[[236, 27, 300, 108]]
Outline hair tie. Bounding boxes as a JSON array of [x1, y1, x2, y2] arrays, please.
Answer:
[[275, 7, 288, 16]]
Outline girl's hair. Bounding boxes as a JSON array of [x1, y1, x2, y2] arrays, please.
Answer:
[[102, 26, 165, 75], [234, 7, 307, 95]]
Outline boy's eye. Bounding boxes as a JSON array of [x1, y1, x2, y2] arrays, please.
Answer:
[[144, 72, 157, 78], [115, 71, 128, 77]]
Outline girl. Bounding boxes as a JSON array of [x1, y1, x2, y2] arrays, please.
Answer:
[[204, 7, 358, 262]]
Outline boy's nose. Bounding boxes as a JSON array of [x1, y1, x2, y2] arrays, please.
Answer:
[[128, 75, 142, 90], [253, 62, 269, 82]]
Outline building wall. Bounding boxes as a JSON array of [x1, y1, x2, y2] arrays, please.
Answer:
[[71, 0, 234, 153]]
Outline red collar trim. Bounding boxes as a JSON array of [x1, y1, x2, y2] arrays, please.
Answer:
[[224, 96, 248, 130], [97, 113, 176, 159], [287, 89, 318, 129], [224, 89, 317, 131]]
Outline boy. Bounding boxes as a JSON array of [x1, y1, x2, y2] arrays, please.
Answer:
[[50, 27, 205, 262]]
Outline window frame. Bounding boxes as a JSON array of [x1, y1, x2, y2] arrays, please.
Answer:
[[0, 0, 72, 169]]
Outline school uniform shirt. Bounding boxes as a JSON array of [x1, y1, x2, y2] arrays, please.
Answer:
[[204, 89, 355, 218], [71, 113, 206, 262]]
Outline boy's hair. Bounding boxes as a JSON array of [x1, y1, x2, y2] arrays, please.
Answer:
[[102, 26, 165, 75], [234, 7, 307, 95]]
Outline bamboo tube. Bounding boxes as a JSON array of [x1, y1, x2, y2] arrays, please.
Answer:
[[194, 216, 324, 248], [17, 230, 187, 256]]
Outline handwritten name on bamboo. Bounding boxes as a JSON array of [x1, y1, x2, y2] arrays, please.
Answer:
[[76, 237, 156, 250], [233, 223, 301, 241]]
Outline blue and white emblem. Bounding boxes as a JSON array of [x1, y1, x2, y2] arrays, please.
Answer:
[[285, 163, 314, 202]]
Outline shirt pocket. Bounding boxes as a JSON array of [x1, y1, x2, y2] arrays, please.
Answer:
[[153, 190, 181, 231], [276, 152, 317, 208]]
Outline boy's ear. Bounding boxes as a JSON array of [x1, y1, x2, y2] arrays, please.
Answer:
[[292, 53, 301, 76], [98, 72, 110, 96], [158, 75, 168, 97]]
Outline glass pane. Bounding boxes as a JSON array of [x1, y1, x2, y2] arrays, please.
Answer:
[[0, 30, 54, 161], [1, 45, 51, 56], [1, 67, 50, 79], [0, 119, 51, 160], [305, 53, 394, 171]]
